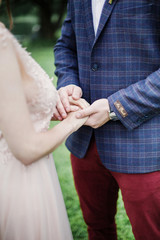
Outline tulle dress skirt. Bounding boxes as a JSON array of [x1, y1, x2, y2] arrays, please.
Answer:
[[0, 154, 73, 240]]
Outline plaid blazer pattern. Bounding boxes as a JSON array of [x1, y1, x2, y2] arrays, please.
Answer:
[[54, 0, 160, 173]]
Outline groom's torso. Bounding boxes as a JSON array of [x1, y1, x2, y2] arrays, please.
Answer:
[[66, 0, 160, 173], [70, 0, 160, 101]]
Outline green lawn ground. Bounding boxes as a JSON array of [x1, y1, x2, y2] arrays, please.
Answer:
[[26, 41, 135, 240]]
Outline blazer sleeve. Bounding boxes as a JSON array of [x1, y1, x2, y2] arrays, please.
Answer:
[[54, 1, 79, 89], [108, 68, 160, 130]]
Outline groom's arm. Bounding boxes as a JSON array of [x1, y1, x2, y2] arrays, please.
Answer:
[[54, 1, 79, 89]]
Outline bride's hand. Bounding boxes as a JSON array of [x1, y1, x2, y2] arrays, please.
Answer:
[[65, 110, 88, 132], [67, 97, 90, 131], [68, 96, 90, 110]]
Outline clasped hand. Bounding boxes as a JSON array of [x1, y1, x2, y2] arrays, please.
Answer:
[[53, 85, 111, 129]]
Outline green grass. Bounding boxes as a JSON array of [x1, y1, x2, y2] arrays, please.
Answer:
[[25, 40, 135, 240]]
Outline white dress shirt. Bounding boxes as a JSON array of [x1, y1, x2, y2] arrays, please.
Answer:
[[92, 0, 106, 35]]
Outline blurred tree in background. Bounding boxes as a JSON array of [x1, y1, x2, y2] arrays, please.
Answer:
[[0, 0, 67, 40], [30, 0, 67, 39]]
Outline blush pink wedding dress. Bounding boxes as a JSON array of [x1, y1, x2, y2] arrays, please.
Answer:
[[0, 23, 73, 240]]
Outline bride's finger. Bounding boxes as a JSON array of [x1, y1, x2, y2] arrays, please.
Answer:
[[70, 105, 80, 112], [79, 98, 90, 108], [69, 97, 90, 109], [75, 98, 90, 109]]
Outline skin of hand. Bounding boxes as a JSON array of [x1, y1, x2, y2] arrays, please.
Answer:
[[53, 84, 82, 121], [68, 96, 90, 109], [75, 98, 111, 129], [65, 109, 89, 132]]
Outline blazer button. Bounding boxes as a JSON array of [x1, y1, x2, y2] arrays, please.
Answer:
[[91, 63, 99, 71]]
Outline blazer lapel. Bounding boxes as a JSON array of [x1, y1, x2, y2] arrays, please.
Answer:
[[83, 0, 95, 48], [93, 0, 118, 46]]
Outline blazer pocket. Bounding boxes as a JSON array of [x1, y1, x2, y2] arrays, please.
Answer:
[[116, 4, 154, 17]]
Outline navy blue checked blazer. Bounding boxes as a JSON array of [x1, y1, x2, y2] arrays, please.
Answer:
[[54, 0, 160, 173]]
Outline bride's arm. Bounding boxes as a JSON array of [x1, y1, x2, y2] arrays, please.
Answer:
[[0, 35, 87, 165]]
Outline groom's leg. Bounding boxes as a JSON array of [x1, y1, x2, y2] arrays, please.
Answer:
[[71, 136, 119, 240], [112, 170, 160, 240]]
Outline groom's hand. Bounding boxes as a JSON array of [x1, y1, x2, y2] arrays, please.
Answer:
[[76, 99, 110, 128], [53, 85, 82, 120]]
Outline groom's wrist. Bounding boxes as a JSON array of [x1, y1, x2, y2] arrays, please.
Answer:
[[108, 104, 119, 121]]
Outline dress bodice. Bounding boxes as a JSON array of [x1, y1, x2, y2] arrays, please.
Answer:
[[0, 23, 58, 162]]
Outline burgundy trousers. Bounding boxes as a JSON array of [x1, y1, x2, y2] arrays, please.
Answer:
[[71, 137, 160, 240]]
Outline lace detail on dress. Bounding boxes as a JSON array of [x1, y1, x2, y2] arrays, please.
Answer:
[[0, 138, 12, 165], [6, 25, 57, 132], [14, 41, 57, 131], [0, 24, 58, 164], [0, 131, 12, 165]]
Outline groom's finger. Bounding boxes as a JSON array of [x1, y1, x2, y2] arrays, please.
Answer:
[[51, 108, 62, 121], [72, 86, 82, 100], [58, 87, 71, 113], [56, 97, 68, 118], [70, 105, 80, 111]]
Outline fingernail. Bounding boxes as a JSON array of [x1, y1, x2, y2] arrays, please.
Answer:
[[66, 107, 70, 112], [58, 116, 62, 121], [62, 113, 67, 118]]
